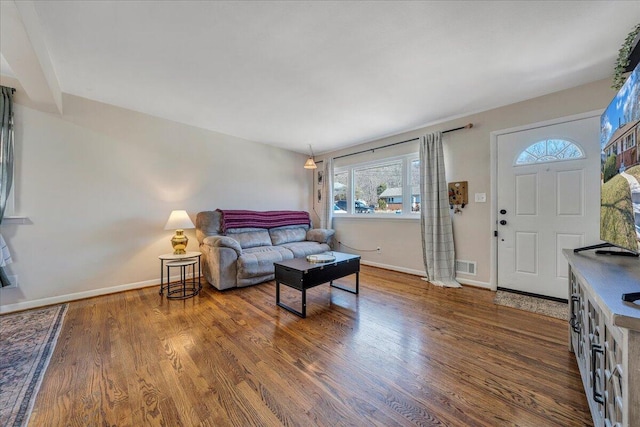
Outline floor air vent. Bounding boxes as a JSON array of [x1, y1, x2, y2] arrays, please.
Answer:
[[455, 260, 476, 275]]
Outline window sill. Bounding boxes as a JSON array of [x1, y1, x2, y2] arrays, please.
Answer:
[[333, 214, 420, 221]]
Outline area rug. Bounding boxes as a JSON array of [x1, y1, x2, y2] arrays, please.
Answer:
[[0, 304, 67, 427], [494, 291, 568, 320]]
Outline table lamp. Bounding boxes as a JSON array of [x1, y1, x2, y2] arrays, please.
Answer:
[[164, 210, 195, 254]]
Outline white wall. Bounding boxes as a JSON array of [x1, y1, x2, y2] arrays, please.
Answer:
[[0, 93, 310, 312], [313, 78, 616, 287], [0, 77, 617, 312]]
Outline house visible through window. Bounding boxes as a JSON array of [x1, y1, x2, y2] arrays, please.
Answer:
[[515, 139, 585, 165], [334, 153, 420, 217]]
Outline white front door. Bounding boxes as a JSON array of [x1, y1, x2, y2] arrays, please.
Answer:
[[496, 116, 601, 299]]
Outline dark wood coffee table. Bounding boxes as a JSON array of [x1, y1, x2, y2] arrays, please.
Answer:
[[274, 252, 360, 318]]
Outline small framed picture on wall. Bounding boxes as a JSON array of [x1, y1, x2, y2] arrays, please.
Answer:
[[317, 170, 323, 187]]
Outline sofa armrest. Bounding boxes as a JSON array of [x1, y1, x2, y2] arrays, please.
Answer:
[[306, 228, 335, 244], [203, 235, 242, 256], [199, 242, 239, 290]]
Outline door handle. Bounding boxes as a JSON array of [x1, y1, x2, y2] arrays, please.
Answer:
[[499, 220, 507, 225]]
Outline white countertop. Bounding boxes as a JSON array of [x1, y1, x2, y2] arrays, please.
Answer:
[[564, 249, 640, 331]]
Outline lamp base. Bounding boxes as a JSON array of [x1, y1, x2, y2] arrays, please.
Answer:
[[171, 229, 188, 255]]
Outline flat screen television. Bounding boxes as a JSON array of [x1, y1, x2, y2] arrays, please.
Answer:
[[599, 61, 640, 255]]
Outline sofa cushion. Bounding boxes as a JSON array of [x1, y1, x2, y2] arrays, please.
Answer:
[[227, 229, 272, 249], [237, 246, 294, 279], [279, 241, 331, 258], [226, 227, 267, 234], [269, 226, 308, 246], [306, 228, 335, 243]]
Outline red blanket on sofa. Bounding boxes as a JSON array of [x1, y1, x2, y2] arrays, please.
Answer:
[[217, 210, 311, 232]]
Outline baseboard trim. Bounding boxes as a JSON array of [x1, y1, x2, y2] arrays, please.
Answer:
[[1, 263, 491, 314], [361, 260, 491, 289], [456, 277, 491, 289], [0, 273, 194, 314], [361, 260, 426, 277]]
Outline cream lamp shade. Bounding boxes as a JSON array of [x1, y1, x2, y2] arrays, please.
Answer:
[[304, 157, 317, 169], [164, 210, 195, 254], [304, 144, 317, 169]]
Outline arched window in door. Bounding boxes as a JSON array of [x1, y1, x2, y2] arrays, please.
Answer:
[[515, 139, 585, 165]]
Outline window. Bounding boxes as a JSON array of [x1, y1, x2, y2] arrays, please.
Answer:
[[515, 139, 585, 165], [355, 161, 401, 213], [410, 159, 420, 212], [333, 172, 348, 212], [623, 133, 636, 150], [334, 153, 420, 217]]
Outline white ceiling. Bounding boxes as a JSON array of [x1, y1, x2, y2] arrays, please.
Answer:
[[2, 1, 640, 153]]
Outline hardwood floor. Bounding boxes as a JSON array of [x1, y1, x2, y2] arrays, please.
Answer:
[[30, 266, 592, 426]]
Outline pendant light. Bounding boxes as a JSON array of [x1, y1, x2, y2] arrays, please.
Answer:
[[304, 144, 317, 169]]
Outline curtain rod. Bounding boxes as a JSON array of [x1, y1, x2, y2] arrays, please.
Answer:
[[331, 123, 473, 161]]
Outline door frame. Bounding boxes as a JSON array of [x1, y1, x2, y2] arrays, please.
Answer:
[[488, 110, 602, 291]]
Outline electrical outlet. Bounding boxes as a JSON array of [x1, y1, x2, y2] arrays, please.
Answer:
[[4, 275, 18, 289]]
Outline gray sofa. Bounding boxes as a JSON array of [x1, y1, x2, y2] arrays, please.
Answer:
[[196, 210, 334, 290]]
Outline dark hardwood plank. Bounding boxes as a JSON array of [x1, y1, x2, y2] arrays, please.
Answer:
[[29, 266, 592, 426]]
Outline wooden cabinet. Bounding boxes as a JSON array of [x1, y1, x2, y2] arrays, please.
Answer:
[[565, 250, 640, 427]]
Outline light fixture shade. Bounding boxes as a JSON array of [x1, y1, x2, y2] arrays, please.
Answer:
[[304, 157, 317, 169], [164, 210, 195, 230]]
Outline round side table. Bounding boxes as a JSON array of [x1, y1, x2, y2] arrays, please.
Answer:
[[165, 259, 199, 299], [159, 251, 202, 299]]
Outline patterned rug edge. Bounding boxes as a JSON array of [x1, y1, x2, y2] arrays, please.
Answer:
[[0, 304, 68, 427], [493, 291, 568, 320]]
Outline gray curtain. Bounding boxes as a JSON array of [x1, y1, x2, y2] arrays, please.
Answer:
[[320, 158, 333, 230], [419, 132, 460, 288], [0, 86, 14, 287]]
